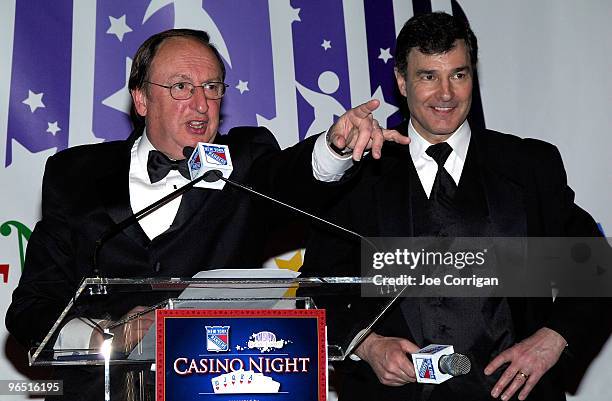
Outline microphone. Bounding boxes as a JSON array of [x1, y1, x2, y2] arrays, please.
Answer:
[[183, 143, 233, 190], [439, 352, 471, 376], [411, 344, 471, 384]]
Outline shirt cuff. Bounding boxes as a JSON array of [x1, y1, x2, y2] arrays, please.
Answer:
[[311, 131, 354, 182], [347, 328, 371, 361]]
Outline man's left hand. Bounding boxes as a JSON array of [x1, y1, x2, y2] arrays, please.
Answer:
[[484, 327, 567, 401], [328, 99, 410, 161]]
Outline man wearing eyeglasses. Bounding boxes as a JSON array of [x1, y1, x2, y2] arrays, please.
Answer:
[[6, 29, 407, 400]]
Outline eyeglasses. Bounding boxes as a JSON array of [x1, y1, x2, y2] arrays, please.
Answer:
[[144, 81, 229, 100]]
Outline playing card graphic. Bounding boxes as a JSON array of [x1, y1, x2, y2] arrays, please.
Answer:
[[211, 370, 281, 394]]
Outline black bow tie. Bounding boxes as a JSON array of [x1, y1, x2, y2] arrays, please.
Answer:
[[147, 150, 191, 183]]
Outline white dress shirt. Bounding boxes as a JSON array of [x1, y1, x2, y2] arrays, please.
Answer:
[[129, 133, 188, 239], [408, 119, 471, 197]]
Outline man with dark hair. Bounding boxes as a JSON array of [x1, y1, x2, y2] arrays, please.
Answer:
[[6, 28, 408, 400], [394, 11, 478, 74], [302, 12, 607, 401]]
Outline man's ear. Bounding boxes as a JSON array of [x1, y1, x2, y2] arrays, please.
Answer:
[[131, 88, 148, 117], [394, 68, 407, 97]]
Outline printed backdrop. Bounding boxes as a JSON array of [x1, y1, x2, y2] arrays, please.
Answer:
[[0, 1, 610, 399]]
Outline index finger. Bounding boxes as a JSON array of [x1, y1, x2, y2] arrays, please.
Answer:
[[401, 362, 416, 381], [392, 351, 417, 381], [351, 115, 375, 161], [398, 340, 419, 379], [348, 99, 380, 121], [484, 351, 510, 376]]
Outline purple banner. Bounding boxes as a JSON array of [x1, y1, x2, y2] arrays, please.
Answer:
[[6, 0, 73, 166]]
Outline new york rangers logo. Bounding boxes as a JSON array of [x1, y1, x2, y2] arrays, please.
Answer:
[[416, 358, 436, 379], [203, 145, 228, 165], [206, 326, 230, 352]]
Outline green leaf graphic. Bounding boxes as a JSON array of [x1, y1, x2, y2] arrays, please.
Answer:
[[1, 220, 32, 271]]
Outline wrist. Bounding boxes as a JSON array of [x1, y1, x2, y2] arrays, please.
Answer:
[[355, 332, 381, 361], [542, 327, 567, 346], [326, 130, 353, 156]]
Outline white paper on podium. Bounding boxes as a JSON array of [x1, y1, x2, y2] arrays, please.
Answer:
[[193, 268, 300, 279], [179, 268, 300, 301], [128, 268, 300, 360]]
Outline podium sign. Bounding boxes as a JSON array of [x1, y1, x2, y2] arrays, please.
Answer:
[[156, 309, 327, 401]]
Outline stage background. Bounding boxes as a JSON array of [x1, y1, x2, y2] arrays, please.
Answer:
[[1, 0, 610, 399]]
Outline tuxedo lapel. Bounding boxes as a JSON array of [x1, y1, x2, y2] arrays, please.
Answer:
[[164, 186, 212, 236], [96, 137, 150, 248], [482, 168, 527, 237], [373, 145, 417, 237], [372, 144, 426, 345], [471, 131, 527, 237]]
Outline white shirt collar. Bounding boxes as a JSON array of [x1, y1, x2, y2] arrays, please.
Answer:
[[407, 119, 471, 197], [408, 119, 471, 164], [136, 128, 157, 174]]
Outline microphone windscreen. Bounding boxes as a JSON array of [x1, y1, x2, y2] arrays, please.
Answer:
[[439, 353, 471, 376], [183, 146, 195, 159], [202, 170, 222, 182]]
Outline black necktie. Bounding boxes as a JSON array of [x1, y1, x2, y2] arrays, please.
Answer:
[[426, 142, 457, 205], [147, 150, 191, 183]]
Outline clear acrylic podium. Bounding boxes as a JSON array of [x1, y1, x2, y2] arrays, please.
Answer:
[[29, 276, 397, 400]]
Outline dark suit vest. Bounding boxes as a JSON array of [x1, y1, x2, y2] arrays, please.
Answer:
[[401, 142, 516, 401]]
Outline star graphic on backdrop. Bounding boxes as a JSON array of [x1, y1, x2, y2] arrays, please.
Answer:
[[274, 250, 303, 272], [235, 80, 249, 94], [291, 7, 301, 22], [371, 86, 398, 126], [378, 48, 393, 64], [106, 15, 132, 42], [321, 40, 332, 51], [22, 90, 45, 113], [274, 250, 303, 297], [102, 57, 132, 114], [46, 121, 61, 136]]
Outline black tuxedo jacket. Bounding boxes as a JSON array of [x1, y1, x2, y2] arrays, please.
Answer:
[[6, 126, 324, 350], [302, 123, 607, 401]]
